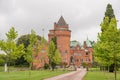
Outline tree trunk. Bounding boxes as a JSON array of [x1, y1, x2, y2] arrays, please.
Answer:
[[86, 67, 88, 71], [114, 53, 117, 80], [114, 63, 116, 80], [29, 63, 32, 80], [52, 65, 54, 71], [4, 63, 7, 72]]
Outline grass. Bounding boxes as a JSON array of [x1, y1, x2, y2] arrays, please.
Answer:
[[83, 68, 120, 80], [0, 66, 70, 80]]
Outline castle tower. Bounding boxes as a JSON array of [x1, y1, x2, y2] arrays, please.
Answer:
[[48, 16, 71, 65]]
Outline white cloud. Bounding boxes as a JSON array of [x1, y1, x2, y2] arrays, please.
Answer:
[[0, 0, 119, 42]]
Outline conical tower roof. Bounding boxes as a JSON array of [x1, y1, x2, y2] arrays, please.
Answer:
[[57, 16, 67, 26]]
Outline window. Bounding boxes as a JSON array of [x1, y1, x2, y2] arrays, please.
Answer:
[[77, 59, 79, 62], [65, 50, 67, 53], [89, 59, 90, 62], [86, 52, 88, 55], [85, 49, 89, 55]]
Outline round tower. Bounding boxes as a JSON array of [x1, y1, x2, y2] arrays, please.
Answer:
[[48, 16, 71, 65]]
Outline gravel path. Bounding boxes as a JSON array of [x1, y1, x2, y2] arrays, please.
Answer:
[[44, 69, 87, 80]]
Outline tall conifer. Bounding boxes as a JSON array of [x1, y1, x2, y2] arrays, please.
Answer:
[[104, 4, 115, 21]]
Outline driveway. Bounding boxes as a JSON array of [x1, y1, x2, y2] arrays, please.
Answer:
[[44, 68, 87, 80]]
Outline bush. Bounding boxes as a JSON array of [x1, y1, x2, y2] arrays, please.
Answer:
[[82, 62, 86, 68], [44, 63, 50, 69]]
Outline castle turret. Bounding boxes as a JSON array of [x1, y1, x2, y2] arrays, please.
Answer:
[[48, 16, 71, 65]]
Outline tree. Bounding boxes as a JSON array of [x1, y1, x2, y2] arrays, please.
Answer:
[[48, 41, 61, 71], [94, 17, 111, 70], [15, 34, 42, 66], [17, 34, 42, 48], [0, 54, 8, 72], [104, 4, 115, 21], [94, 17, 120, 80], [24, 29, 37, 69], [51, 36, 57, 49], [22, 30, 38, 80], [0, 27, 24, 72], [104, 3, 119, 73], [102, 3, 115, 32], [95, 3, 119, 73]]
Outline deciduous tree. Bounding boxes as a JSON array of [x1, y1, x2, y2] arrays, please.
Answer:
[[24, 29, 37, 69], [48, 41, 61, 71], [0, 27, 24, 72], [15, 34, 42, 66], [94, 17, 120, 80]]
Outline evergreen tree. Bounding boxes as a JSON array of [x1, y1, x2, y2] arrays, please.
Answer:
[[104, 3, 115, 21], [102, 3, 115, 32]]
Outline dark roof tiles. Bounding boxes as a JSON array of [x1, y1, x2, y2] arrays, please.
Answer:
[[57, 16, 68, 26]]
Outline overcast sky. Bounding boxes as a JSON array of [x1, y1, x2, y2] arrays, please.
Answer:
[[0, 0, 120, 43]]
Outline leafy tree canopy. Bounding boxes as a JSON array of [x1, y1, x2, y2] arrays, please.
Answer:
[[48, 41, 61, 70], [17, 34, 42, 48]]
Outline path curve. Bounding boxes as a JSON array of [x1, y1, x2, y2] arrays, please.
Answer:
[[44, 68, 87, 80]]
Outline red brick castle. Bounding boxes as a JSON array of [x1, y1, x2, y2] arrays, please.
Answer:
[[33, 16, 93, 69]]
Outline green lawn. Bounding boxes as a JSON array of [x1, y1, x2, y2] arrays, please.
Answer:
[[0, 69, 70, 80], [83, 69, 120, 80]]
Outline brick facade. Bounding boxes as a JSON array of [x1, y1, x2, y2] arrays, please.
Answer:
[[33, 44, 49, 69], [33, 16, 93, 69], [48, 16, 93, 67], [70, 40, 93, 67]]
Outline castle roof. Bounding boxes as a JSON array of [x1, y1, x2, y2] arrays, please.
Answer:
[[70, 40, 81, 48], [57, 16, 68, 26], [85, 38, 92, 47]]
